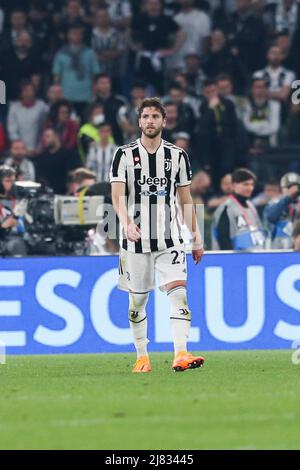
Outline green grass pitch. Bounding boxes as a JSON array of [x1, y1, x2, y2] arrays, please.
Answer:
[[1, 351, 299, 450]]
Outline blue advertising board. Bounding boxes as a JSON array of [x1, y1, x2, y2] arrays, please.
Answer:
[[0, 252, 299, 354]]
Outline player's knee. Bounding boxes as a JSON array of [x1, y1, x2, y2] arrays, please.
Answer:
[[129, 292, 149, 322], [167, 286, 191, 320]]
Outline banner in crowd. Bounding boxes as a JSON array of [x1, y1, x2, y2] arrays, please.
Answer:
[[0, 252, 299, 354]]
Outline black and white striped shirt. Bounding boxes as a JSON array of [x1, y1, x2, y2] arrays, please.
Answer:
[[110, 138, 192, 253], [86, 142, 117, 182]]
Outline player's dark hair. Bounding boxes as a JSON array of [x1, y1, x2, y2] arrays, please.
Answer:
[[138, 97, 166, 119], [232, 168, 257, 183]]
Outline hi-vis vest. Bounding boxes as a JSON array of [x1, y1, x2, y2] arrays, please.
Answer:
[[212, 195, 266, 251]]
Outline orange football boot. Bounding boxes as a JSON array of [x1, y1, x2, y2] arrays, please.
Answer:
[[132, 356, 152, 373], [172, 351, 205, 372]]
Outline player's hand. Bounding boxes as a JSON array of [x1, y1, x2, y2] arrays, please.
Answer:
[[126, 222, 141, 242], [192, 246, 204, 265]]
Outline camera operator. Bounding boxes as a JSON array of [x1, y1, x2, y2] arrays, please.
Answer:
[[264, 172, 300, 249], [0, 165, 27, 256]]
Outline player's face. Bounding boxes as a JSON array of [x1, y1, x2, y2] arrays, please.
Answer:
[[139, 107, 166, 139], [234, 179, 255, 198]]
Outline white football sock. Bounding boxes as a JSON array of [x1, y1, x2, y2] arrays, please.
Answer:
[[167, 286, 191, 355], [129, 292, 149, 358]]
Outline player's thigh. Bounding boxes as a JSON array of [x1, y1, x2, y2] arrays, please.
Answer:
[[118, 248, 155, 293], [154, 246, 187, 292]]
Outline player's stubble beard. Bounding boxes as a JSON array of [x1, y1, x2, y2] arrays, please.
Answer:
[[141, 125, 163, 139]]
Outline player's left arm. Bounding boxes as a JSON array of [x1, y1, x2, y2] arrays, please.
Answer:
[[177, 185, 204, 265]]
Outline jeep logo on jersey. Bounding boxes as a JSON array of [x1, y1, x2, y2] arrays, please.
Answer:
[[138, 175, 167, 186]]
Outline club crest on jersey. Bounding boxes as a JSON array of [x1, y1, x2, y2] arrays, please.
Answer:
[[165, 160, 172, 171]]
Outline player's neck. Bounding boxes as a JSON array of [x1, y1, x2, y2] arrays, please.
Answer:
[[140, 134, 162, 154]]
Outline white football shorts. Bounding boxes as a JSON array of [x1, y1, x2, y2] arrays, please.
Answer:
[[118, 246, 188, 293]]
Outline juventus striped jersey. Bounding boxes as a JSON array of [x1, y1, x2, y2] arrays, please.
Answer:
[[110, 138, 192, 253]]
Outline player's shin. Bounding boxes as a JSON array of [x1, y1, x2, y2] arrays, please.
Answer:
[[129, 292, 149, 358], [167, 286, 191, 356]]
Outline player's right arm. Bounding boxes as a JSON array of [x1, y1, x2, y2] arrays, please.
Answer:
[[111, 182, 141, 242], [110, 148, 141, 242]]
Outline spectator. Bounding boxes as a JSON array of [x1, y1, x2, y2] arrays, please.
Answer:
[[170, 0, 211, 70], [164, 82, 196, 132], [1, 30, 43, 101], [242, 78, 280, 156], [0, 165, 27, 256], [253, 45, 296, 105], [212, 167, 266, 251], [130, 0, 186, 93], [216, 73, 247, 120], [54, 0, 89, 47], [5, 140, 35, 181], [183, 53, 206, 98], [53, 24, 100, 118], [174, 133, 190, 153], [0, 8, 28, 54], [93, 74, 126, 144], [86, 122, 117, 182], [117, 81, 147, 143], [220, 0, 267, 73], [264, 0, 300, 39], [207, 173, 233, 210], [67, 167, 96, 195], [78, 102, 115, 161], [264, 171, 300, 249], [190, 170, 212, 204], [45, 99, 79, 151], [107, 0, 132, 30], [194, 79, 240, 186], [46, 83, 64, 106], [7, 81, 48, 155], [91, 7, 126, 83], [173, 70, 202, 116], [28, 1, 52, 57], [274, 31, 300, 78], [252, 179, 282, 216], [203, 29, 247, 94], [35, 129, 81, 194], [162, 102, 187, 143]]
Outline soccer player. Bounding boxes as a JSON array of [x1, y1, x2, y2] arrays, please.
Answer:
[[110, 97, 204, 373]]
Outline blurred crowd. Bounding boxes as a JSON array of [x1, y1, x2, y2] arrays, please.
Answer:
[[0, 0, 299, 253]]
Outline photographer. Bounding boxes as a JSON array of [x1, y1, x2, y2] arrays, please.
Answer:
[[264, 172, 300, 249], [0, 166, 27, 256]]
